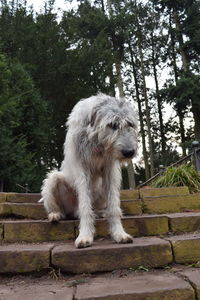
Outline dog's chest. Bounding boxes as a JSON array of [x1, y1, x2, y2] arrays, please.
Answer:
[[89, 155, 106, 175]]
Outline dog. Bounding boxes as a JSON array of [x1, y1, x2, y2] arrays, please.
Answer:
[[40, 93, 138, 248]]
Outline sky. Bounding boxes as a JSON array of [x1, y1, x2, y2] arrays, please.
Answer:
[[26, 0, 77, 12]]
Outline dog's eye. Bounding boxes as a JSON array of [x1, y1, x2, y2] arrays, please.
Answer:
[[127, 122, 135, 128], [108, 123, 118, 130]]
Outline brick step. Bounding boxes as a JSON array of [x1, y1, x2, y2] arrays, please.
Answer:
[[1, 233, 200, 274], [0, 186, 189, 203], [1, 212, 200, 243], [1, 268, 200, 300]]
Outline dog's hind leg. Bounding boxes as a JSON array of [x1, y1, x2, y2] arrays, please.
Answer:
[[41, 171, 77, 221]]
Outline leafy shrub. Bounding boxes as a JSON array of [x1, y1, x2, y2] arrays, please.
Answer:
[[151, 164, 200, 193]]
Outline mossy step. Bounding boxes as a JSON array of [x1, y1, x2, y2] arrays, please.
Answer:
[[0, 243, 54, 274], [1, 233, 200, 274], [143, 193, 200, 214], [167, 212, 200, 233], [1, 190, 140, 203], [1, 215, 168, 242], [0, 203, 47, 219], [0, 200, 142, 219], [1, 193, 200, 218], [51, 233, 200, 274], [139, 186, 189, 198], [0, 186, 189, 204], [52, 237, 173, 274], [2, 212, 200, 243], [0, 237, 172, 274], [0, 193, 41, 203], [168, 233, 200, 264]]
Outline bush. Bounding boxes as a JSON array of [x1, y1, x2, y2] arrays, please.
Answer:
[[151, 164, 200, 193]]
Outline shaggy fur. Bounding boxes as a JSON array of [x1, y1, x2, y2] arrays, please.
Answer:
[[40, 93, 138, 248]]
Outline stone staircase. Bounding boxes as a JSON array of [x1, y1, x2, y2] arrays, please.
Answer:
[[1, 186, 200, 299]]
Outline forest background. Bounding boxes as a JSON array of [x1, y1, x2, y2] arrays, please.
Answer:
[[0, 0, 199, 192]]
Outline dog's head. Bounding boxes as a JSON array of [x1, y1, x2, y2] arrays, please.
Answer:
[[88, 96, 138, 161]]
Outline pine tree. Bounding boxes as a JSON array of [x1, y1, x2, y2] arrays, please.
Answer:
[[0, 54, 49, 191]]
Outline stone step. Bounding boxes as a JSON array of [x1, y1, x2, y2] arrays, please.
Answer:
[[0, 192, 41, 203], [0, 243, 54, 274], [0, 186, 189, 204], [1, 193, 200, 219], [52, 237, 173, 274], [0, 200, 143, 219], [1, 233, 200, 275], [74, 272, 196, 300], [1, 214, 169, 242], [143, 193, 200, 214], [0, 237, 172, 274], [1, 268, 200, 300], [0, 202, 47, 219], [139, 185, 189, 198], [0, 191, 140, 203], [168, 233, 200, 264], [1, 211, 200, 243]]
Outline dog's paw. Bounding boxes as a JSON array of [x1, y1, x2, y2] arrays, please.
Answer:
[[113, 232, 133, 244], [75, 235, 93, 248], [48, 212, 62, 222]]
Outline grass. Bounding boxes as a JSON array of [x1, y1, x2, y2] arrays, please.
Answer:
[[151, 164, 200, 193]]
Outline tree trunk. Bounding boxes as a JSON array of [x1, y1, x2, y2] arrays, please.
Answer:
[[191, 101, 200, 139], [139, 45, 155, 177], [173, 10, 200, 141], [0, 180, 4, 192], [169, 13, 187, 156], [134, 0, 155, 177], [177, 105, 187, 156], [107, 0, 136, 188], [115, 54, 136, 188], [151, 32, 166, 156], [115, 56, 124, 98], [128, 40, 150, 180], [173, 11, 190, 73]]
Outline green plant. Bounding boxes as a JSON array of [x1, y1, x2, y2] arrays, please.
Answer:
[[151, 164, 200, 193]]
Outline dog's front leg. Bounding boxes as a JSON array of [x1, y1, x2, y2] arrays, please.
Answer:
[[104, 163, 133, 243], [75, 173, 95, 248]]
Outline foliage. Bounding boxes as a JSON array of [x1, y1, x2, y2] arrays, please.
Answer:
[[0, 53, 49, 191], [151, 164, 200, 193]]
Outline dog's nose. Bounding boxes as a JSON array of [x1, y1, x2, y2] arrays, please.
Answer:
[[121, 149, 135, 158]]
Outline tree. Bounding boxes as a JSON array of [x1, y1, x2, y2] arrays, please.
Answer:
[[0, 54, 49, 191], [152, 0, 200, 142]]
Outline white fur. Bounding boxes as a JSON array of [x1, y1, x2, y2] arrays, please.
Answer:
[[41, 93, 138, 248]]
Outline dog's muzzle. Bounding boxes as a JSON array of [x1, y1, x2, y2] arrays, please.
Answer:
[[121, 149, 135, 158]]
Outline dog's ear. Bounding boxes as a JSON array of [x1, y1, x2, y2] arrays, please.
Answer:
[[89, 106, 98, 127]]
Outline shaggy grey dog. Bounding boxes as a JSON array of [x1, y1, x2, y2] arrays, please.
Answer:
[[41, 93, 138, 248]]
